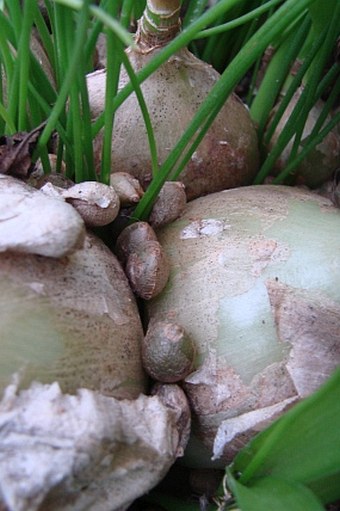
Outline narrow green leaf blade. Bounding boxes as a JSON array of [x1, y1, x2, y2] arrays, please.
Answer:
[[231, 369, 340, 497], [229, 475, 325, 511]]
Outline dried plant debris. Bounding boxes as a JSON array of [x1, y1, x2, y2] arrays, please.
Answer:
[[0, 124, 45, 179], [0, 380, 190, 511]]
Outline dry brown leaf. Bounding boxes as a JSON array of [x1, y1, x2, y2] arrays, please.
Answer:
[[0, 123, 45, 179]]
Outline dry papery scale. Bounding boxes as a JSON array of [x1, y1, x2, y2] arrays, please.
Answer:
[[87, 0, 259, 200]]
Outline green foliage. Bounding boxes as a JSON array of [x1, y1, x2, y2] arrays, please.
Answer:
[[0, 0, 135, 181], [0, 0, 338, 188], [229, 477, 325, 511]]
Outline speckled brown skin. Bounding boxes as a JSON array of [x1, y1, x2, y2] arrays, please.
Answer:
[[115, 222, 170, 300], [0, 232, 146, 399], [126, 240, 170, 300], [115, 221, 158, 265], [147, 185, 340, 467], [60, 182, 120, 227], [87, 47, 259, 201], [149, 181, 187, 228]]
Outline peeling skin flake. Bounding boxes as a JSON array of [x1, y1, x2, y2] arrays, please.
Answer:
[[212, 396, 297, 461], [0, 381, 188, 511], [180, 219, 227, 239], [95, 196, 111, 208]]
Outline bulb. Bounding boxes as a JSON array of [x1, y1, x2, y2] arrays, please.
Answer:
[[147, 185, 340, 467], [87, 1, 259, 200]]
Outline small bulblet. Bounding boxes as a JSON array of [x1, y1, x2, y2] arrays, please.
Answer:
[[115, 221, 158, 265], [125, 240, 170, 300], [142, 320, 196, 383], [149, 181, 187, 228]]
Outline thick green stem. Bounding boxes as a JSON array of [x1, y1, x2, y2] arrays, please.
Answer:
[[138, 0, 181, 49]]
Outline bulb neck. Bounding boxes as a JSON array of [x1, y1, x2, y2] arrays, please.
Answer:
[[137, 0, 181, 50]]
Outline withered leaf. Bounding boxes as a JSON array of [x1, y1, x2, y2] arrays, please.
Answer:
[[0, 122, 46, 179]]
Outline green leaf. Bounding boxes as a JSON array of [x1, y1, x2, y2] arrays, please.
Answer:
[[308, 0, 338, 37], [230, 369, 340, 503], [309, 471, 340, 505], [52, 0, 134, 48], [228, 474, 325, 511], [0, 101, 16, 132]]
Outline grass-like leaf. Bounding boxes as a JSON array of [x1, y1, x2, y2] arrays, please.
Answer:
[[250, 15, 311, 137], [52, 0, 134, 48], [99, 0, 121, 184]]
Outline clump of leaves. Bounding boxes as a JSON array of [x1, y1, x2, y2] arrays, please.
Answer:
[[1, 0, 339, 211]]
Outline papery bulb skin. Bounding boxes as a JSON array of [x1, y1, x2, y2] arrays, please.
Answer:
[[87, 3, 259, 200]]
